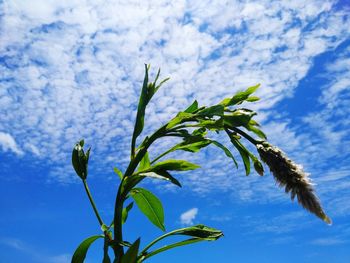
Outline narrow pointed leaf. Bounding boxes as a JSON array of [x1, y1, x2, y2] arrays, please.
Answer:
[[184, 100, 198, 113], [139, 151, 151, 171], [196, 104, 224, 118], [130, 188, 165, 231], [113, 167, 124, 180], [221, 84, 260, 106], [170, 224, 223, 240], [122, 202, 134, 224], [245, 96, 260, 102], [71, 235, 103, 263], [211, 140, 238, 168], [140, 170, 182, 187], [253, 159, 264, 176], [176, 140, 211, 153], [166, 112, 194, 129], [150, 159, 200, 171], [230, 138, 251, 176], [131, 64, 149, 156], [247, 124, 267, 139], [121, 238, 140, 263]]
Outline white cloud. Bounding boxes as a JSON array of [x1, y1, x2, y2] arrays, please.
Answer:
[[0, 237, 70, 263], [0, 0, 349, 216], [180, 207, 198, 225], [0, 132, 23, 155], [311, 237, 345, 246]]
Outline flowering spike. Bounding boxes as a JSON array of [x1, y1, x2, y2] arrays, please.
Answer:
[[257, 143, 331, 225]]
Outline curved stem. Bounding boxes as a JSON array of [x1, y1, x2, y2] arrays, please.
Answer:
[[140, 227, 190, 255], [83, 179, 104, 226], [141, 238, 202, 261], [150, 147, 176, 165], [226, 126, 261, 145]]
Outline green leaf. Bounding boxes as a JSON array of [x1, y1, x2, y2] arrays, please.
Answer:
[[71, 235, 103, 263], [184, 100, 198, 113], [253, 159, 264, 176], [122, 202, 134, 224], [150, 159, 200, 172], [141, 238, 203, 261], [245, 96, 260, 102], [139, 224, 223, 261], [113, 167, 124, 180], [210, 140, 238, 168], [176, 140, 211, 153], [221, 84, 260, 106], [230, 138, 251, 176], [196, 104, 224, 118], [141, 225, 223, 261], [130, 188, 165, 231], [165, 134, 211, 153], [140, 170, 182, 187], [198, 118, 224, 130], [121, 238, 140, 263], [139, 151, 151, 171], [131, 64, 150, 153], [246, 122, 267, 139], [166, 112, 194, 129], [224, 109, 256, 128], [170, 224, 223, 240]]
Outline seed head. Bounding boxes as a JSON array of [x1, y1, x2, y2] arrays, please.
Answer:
[[257, 142, 331, 224]]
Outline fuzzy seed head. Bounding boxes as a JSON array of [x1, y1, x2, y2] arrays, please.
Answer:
[[257, 143, 331, 224]]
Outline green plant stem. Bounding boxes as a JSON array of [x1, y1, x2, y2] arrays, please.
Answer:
[[140, 227, 190, 254], [113, 125, 168, 262], [150, 147, 175, 164], [140, 238, 202, 261], [226, 126, 261, 145], [83, 179, 104, 226]]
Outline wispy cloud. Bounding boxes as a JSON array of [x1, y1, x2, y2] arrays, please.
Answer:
[[0, 131, 23, 155], [180, 207, 198, 225], [311, 237, 346, 246], [0, 237, 70, 263], [0, 1, 349, 227]]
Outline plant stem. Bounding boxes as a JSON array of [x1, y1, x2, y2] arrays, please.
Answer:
[[140, 228, 186, 254], [83, 179, 104, 226], [226, 126, 261, 145], [150, 147, 175, 164], [141, 238, 202, 261], [113, 125, 168, 262]]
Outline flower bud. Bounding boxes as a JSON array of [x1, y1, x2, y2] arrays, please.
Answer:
[[72, 139, 90, 180]]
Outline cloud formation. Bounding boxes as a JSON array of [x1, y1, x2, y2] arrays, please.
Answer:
[[180, 207, 198, 225], [0, 1, 349, 201], [0, 132, 23, 155]]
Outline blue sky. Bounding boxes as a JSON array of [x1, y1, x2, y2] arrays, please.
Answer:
[[1, 0, 350, 262]]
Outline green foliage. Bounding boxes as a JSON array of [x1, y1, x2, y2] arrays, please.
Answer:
[[121, 238, 140, 263], [72, 140, 91, 180], [72, 235, 104, 263], [70, 65, 330, 263], [130, 188, 165, 231]]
